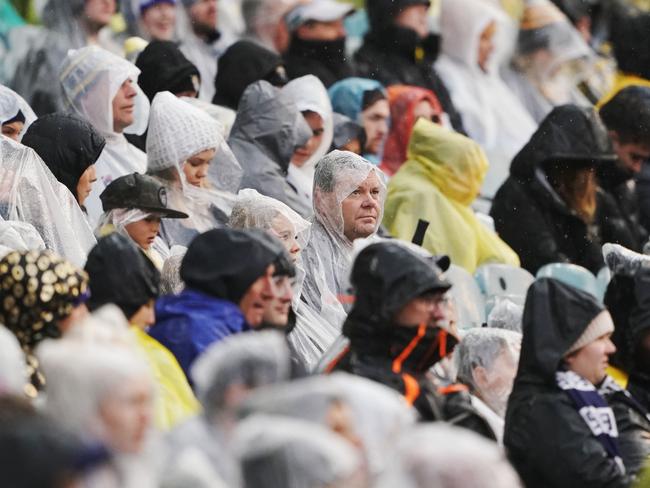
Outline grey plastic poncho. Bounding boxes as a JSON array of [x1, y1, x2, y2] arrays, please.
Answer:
[[146, 91, 242, 247], [0, 84, 37, 140], [10, 0, 120, 115], [60, 46, 150, 226], [377, 424, 522, 488], [454, 328, 521, 419], [282, 75, 334, 207], [0, 137, 96, 267], [228, 80, 312, 217], [233, 414, 363, 488], [229, 188, 339, 367], [240, 372, 416, 476], [300, 151, 386, 336]]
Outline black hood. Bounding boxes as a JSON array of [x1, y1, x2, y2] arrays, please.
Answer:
[[610, 6, 650, 80], [22, 113, 105, 198], [516, 278, 604, 384], [366, 0, 431, 34], [85, 233, 160, 320], [510, 105, 616, 182], [345, 241, 451, 328], [181, 228, 289, 304], [213, 40, 285, 110], [606, 267, 650, 372], [136, 40, 200, 101]]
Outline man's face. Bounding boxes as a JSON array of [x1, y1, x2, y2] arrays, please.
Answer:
[[393, 290, 450, 328], [564, 332, 616, 385], [611, 133, 650, 175], [76, 164, 97, 207], [261, 275, 294, 328], [360, 99, 389, 156], [341, 171, 382, 241], [395, 4, 429, 39], [292, 111, 325, 167], [296, 18, 346, 41], [477, 21, 496, 73], [141, 2, 176, 41], [112, 79, 137, 133], [189, 0, 218, 32], [83, 0, 116, 28], [239, 264, 276, 326]]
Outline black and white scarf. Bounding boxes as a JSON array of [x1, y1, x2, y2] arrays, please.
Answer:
[[556, 370, 625, 474]]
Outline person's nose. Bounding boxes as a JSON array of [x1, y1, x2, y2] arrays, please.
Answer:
[[605, 338, 617, 356], [124, 81, 137, 98]]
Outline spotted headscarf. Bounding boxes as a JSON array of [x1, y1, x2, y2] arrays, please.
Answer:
[[0, 250, 89, 394]]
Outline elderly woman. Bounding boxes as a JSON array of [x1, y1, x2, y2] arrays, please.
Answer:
[[454, 328, 522, 444], [229, 189, 338, 367]]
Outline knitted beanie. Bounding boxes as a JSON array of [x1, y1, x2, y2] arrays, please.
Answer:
[[565, 310, 615, 355]]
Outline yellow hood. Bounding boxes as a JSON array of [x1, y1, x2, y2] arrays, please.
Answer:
[[407, 119, 489, 206]]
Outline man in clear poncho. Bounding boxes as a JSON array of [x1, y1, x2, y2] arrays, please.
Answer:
[[228, 80, 312, 217], [60, 45, 151, 227], [0, 136, 96, 267], [146, 91, 242, 249], [10, 0, 119, 116], [282, 74, 334, 208], [300, 151, 386, 344], [502, 0, 596, 124]]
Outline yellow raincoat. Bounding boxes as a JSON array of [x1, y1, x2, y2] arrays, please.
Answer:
[[131, 327, 200, 430], [597, 72, 650, 107], [383, 119, 520, 273]]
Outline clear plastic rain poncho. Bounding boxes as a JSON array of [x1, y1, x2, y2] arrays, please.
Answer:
[[503, 0, 593, 123], [0, 218, 46, 259], [190, 330, 293, 420], [487, 296, 524, 332], [282, 75, 334, 206], [146, 91, 243, 247], [180, 96, 237, 138], [160, 246, 187, 295], [376, 424, 522, 488], [240, 372, 416, 477], [228, 80, 313, 217], [229, 188, 338, 367], [0, 137, 96, 267], [37, 337, 153, 447], [0, 324, 27, 396], [435, 0, 537, 199], [0, 84, 37, 140], [233, 414, 363, 488], [301, 151, 386, 330], [60, 46, 150, 226], [454, 328, 522, 424]]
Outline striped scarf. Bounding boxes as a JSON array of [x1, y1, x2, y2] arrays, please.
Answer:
[[555, 370, 625, 474]]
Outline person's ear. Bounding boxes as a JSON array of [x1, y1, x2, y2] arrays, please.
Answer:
[[472, 366, 490, 391], [608, 130, 621, 150]]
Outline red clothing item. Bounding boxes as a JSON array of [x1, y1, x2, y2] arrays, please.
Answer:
[[380, 85, 444, 176]]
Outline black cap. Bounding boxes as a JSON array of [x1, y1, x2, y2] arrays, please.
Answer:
[[85, 233, 161, 319], [181, 228, 289, 304], [100, 173, 189, 219]]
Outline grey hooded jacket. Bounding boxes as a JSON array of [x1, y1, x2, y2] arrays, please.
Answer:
[[228, 81, 312, 217]]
